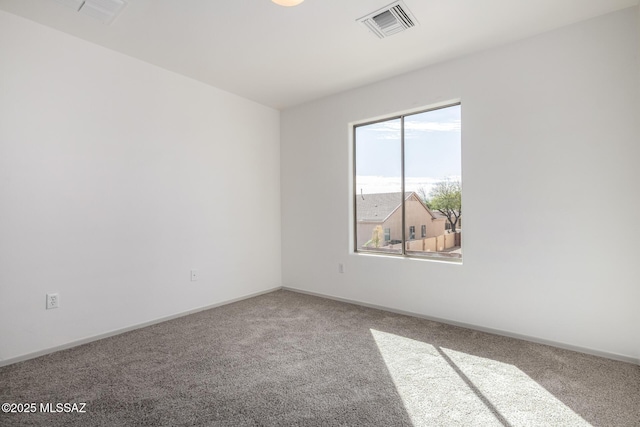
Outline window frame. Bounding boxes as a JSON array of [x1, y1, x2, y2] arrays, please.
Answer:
[[352, 102, 462, 263]]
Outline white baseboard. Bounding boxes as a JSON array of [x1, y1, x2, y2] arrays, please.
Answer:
[[282, 286, 639, 366], [3, 285, 636, 368], [0, 286, 283, 368]]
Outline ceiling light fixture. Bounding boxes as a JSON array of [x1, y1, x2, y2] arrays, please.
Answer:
[[272, 0, 304, 7]]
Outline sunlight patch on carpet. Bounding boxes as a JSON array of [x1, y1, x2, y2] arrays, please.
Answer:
[[370, 329, 501, 426], [370, 329, 591, 427], [440, 347, 590, 426]]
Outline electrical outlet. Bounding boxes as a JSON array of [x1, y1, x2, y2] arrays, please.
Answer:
[[46, 293, 59, 309], [190, 269, 198, 282]]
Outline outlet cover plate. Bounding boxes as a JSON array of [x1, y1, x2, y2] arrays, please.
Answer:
[[46, 293, 59, 309]]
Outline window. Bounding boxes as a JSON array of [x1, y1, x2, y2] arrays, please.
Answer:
[[354, 103, 462, 260]]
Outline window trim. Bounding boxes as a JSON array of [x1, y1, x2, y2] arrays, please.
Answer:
[[352, 101, 462, 263]]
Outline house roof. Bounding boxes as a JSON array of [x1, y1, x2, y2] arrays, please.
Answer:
[[431, 210, 448, 220], [356, 192, 435, 223]]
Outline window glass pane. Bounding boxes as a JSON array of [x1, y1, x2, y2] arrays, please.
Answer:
[[404, 105, 462, 259], [355, 118, 402, 254]]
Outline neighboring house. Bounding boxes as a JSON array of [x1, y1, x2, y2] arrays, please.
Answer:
[[355, 192, 446, 249]]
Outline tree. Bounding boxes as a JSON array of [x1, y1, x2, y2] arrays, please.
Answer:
[[416, 186, 432, 209], [365, 225, 384, 248], [429, 180, 461, 233]]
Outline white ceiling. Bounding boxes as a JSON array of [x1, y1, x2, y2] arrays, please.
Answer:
[[1, 0, 637, 109]]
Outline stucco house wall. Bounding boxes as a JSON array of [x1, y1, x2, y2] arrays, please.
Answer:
[[356, 193, 446, 249]]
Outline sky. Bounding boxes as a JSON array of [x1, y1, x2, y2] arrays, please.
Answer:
[[355, 104, 461, 196]]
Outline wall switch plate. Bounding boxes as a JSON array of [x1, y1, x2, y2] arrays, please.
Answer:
[[46, 293, 59, 309], [190, 269, 198, 281], [338, 263, 345, 274]]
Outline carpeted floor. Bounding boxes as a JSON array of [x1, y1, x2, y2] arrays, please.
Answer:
[[1, 290, 638, 426]]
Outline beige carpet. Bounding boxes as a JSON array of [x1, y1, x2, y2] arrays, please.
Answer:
[[1, 290, 638, 426]]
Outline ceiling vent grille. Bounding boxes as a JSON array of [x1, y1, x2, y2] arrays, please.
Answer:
[[54, 0, 127, 25], [357, 1, 418, 39]]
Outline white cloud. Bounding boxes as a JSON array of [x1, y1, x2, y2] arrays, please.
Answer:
[[406, 120, 461, 132], [355, 175, 461, 196], [366, 119, 461, 135]]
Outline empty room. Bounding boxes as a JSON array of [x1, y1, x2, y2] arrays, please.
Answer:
[[1, 0, 639, 425]]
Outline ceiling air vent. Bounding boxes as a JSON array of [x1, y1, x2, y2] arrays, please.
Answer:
[[54, 0, 127, 25], [357, 1, 418, 39], [79, 0, 127, 24], [54, 0, 85, 11]]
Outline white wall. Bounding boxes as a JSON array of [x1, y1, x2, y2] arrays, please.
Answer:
[[281, 8, 640, 361], [636, 3, 640, 362], [0, 11, 281, 363]]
